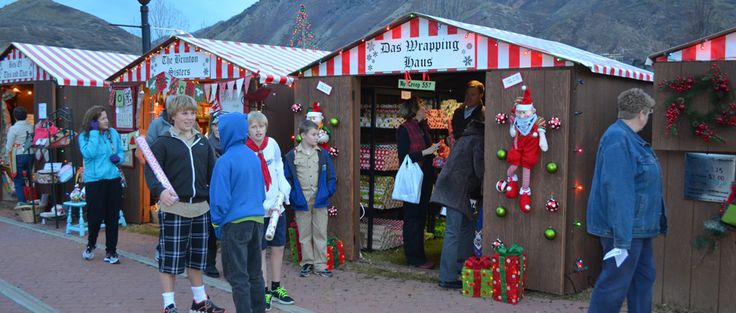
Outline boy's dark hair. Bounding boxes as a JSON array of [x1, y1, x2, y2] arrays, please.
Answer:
[[12, 107, 27, 121], [298, 120, 318, 135]]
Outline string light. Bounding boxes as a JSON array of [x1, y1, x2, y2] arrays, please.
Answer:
[[575, 147, 583, 154]]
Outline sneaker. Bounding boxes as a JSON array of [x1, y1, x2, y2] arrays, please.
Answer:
[[271, 286, 295, 304], [162, 304, 178, 313], [205, 266, 220, 278], [190, 297, 226, 313], [299, 264, 313, 277], [104, 253, 120, 264], [82, 247, 94, 261], [315, 269, 333, 278], [265, 292, 272, 311]]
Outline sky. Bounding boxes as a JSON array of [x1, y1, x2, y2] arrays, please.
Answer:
[[0, 0, 257, 34]]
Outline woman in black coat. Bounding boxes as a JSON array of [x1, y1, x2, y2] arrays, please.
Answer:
[[431, 119, 485, 288]]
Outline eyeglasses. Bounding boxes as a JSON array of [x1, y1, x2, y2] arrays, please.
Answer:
[[642, 108, 653, 116]]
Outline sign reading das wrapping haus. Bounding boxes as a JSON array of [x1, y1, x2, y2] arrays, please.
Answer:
[[151, 52, 211, 79], [0, 59, 35, 81], [366, 31, 476, 73]]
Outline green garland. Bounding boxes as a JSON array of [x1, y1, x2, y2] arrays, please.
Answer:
[[659, 64, 736, 143]]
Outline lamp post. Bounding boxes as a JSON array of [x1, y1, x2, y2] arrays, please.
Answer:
[[139, 0, 151, 54]]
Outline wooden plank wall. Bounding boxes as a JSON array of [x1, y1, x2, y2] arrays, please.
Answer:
[[261, 84, 295, 155], [651, 60, 736, 313], [567, 67, 654, 294], [293, 76, 360, 261], [483, 68, 571, 295]]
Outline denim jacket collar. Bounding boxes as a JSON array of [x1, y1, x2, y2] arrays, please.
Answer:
[[615, 119, 649, 148]]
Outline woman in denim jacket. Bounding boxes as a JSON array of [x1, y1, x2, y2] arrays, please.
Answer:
[[586, 88, 667, 313]]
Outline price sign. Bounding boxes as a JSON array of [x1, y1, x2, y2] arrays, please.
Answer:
[[684, 153, 736, 203], [398, 79, 436, 91]]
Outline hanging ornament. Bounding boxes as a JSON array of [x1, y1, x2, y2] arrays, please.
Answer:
[[495, 180, 508, 193], [328, 205, 338, 217], [290, 135, 296, 142], [545, 198, 560, 212], [574, 220, 583, 228], [545, 162, 558, 174], [491, 238, 504, 250], [496, 149, 507, 160], [291, 103, 303, 113], [296, 134, 302, 143], [548, 116, 562, 130], [329, 146, 339, 158], [575, 258, 588, 272], [329, 117, 339, 128], [495, 206, 507, 217], [495, 113, 508, 125], [544, 227, 557, 240]]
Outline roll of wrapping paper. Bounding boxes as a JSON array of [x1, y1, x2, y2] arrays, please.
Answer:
[[135, 136, 178, 201], [265, 194, 283, 241]]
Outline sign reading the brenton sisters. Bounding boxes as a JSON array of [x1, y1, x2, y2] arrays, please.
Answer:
[[0, 59, 35, 81], [367, 31, 476, 73], [151, 52, 211, 79]]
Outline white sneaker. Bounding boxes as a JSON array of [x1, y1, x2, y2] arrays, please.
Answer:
[[82, 247, 94, 260]]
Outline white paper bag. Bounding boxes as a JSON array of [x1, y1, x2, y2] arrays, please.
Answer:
[[391, 155, 423, 204]]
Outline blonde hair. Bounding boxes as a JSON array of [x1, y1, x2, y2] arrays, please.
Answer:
[[247, 111, 269, 127], [165, 95, 197, 121]]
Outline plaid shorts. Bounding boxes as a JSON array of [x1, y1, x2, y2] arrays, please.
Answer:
[[158, 211, 210, 275]]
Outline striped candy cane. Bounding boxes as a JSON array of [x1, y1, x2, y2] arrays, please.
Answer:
[[135, 136, 178, 200]]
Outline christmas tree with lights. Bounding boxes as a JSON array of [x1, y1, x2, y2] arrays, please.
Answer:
[[289, 3, 318, 49]]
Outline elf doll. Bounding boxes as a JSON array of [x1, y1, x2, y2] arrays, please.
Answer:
[[306, 102, 331, 150], [496, 86, 548, 213]]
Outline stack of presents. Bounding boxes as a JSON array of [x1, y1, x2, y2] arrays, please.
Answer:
[[288, 222, 345, 270], [462, 242, 527, 305]]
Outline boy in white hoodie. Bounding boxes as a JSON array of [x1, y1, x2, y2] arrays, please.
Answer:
[[246, 112, 295, 311]]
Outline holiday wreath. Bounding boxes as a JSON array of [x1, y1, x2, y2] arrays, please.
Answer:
[[660, 64, 736, 143]]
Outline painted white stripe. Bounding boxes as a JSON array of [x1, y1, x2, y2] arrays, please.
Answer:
[[497, 41, 510, 69], [319, 61, 327, 76], [333, 53, 343, 76], [542, 54, 554, 67], [0, 277, 59, 313], [667, 50, 682, 62], [418, 16, 429, 37], [520, 48, 531, 68], [696, 40, 711, 61], [726, 32, 736, 60], [476, 33, 488, 70], [350, 45, 359, 75]]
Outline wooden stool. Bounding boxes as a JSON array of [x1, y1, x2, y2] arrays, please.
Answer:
[[64, 201, 87, 237]]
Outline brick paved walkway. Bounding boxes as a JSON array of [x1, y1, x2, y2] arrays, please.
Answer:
[[0, 207, 592, 312]]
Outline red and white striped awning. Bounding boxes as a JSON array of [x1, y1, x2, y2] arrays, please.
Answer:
[[0, 43, 136, 87], [298, 13, 652, 82], [109, 36, 329, 85], [648, 27, 736, 64]]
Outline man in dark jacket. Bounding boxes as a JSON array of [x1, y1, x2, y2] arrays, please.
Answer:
[[431, 119, 485, 289]]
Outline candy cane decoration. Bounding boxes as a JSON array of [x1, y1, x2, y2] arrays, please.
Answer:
[[135, 136, 178, 201]]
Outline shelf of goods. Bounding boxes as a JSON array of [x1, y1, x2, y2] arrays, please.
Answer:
[[360, 144, 399, 171], [360, 175, 403, 210], [360, 103, 402, 128], [360, 217, 403, 250]]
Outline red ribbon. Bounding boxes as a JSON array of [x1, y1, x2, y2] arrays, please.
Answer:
[[464, 256, 492, 269], [404, 71, 411, 84], [422, 72, 430, 81]]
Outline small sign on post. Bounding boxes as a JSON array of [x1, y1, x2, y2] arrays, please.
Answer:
[[684, 153, 736, 203], [398, 79, 436, 91], [317, 81, 333, 95], [502, 72, 523, 89]]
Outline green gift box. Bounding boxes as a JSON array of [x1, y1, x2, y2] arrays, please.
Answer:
[[722, 203, 736, 227]]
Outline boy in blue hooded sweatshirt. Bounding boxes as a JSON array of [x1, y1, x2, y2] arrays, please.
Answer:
[[209, 112, 267, 313]]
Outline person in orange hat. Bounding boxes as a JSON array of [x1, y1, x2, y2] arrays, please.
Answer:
[[496, 85, 548, 213]]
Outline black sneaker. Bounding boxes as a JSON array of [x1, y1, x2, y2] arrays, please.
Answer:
[[271, 286, 295, 304], [82, 247, 94, 261], [299, 264, 313, 277], [162, 304, 178, 313], [315, 269, 333, 278], [205, 266, 220, 278], [104, 253, 120, 264], [438, 280, 463, 289], [190, 297, 226, 313], [265, 292, 272, 311]]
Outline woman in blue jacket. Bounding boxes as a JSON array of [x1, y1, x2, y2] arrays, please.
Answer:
[[78, 105, 125, 264], [587, 88, 667, 313]]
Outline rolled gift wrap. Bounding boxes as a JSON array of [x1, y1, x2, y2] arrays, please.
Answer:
[[135, 136, 178, 201], [265, 210, 280, 240]]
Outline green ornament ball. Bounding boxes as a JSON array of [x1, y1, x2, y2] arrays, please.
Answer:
[[574, 220, 583, 228], [329, 117, 339, 128], [546, 162, 558, 174], [495, 206, 507, 217], [497, 149, 507, 160], [544, 227, 557, 240], [296, 134, 302, 143]]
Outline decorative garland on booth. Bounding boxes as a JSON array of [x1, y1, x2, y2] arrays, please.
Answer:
[[659, 64, 736, 143]]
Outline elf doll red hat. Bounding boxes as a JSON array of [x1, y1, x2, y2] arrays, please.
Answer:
[[514, 85, 535, 113], [306, 101, 323, 118]]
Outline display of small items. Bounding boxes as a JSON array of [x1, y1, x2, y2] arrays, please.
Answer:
[[360, 103, 402, 128], [360, 175, 402, 210], [360, 144, 399, 171]]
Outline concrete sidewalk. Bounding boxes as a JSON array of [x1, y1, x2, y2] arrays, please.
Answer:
[[0, 208, 592, 312]]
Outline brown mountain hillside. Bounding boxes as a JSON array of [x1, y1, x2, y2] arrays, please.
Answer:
[[196, 0, 736, 66], [0, 0, 140, 54]]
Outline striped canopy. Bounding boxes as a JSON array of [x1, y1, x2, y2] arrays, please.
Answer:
[[108, 36, 329, 85], [298, 13, 653, 82], [648, 27, 736, 64], [0, 43, 136, 87]]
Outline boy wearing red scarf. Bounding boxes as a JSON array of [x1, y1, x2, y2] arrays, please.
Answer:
[[246, 112, 295, 311]]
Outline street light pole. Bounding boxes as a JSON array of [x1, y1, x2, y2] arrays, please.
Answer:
[[139, 0, 151, 54]]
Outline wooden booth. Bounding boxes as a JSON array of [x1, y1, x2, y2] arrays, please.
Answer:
[[106, 35, 328, 224], [0, 43, 135, 213], [291, 12, 653, 294], [647, 28, 736, 313]]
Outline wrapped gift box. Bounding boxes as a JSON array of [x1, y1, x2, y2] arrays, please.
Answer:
[[461, 256, 493, 298], [326, 236, 345, 270], [360, 217, 403, 250], [491, 244, 527, 304], [288, 222, 302, 265]]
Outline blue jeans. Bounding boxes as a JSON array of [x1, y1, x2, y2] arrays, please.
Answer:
[[439, 208, 474, 282], [588, 237, 656, 313], [13, 154, 33, 203], [221, 221, 265, 313]]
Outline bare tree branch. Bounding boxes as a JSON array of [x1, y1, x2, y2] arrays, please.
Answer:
[[149, 0, 191, 40]]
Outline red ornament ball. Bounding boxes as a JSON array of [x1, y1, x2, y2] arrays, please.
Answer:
[[328, 206, 338, 217], [545, 198, 560, 212], [495, 113, 508, 125], [495, 180, 508, 193], [548, 116, 562, 130], [329, 146, 339, 158], [291, 103, 303, 113]]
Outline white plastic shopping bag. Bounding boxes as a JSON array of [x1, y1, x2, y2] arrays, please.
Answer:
[[392, 155, 423, 204]]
